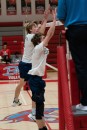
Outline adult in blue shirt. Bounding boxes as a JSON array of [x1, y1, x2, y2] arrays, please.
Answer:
[[57, 0, 87, 110]]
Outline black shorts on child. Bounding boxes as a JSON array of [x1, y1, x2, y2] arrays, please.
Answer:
[[18, 61, 32, 81], [29, 75, 46, 103]]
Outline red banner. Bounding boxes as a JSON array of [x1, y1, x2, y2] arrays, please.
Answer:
[[35, 0, 45, 14], [21, 0, 31, 15], [0, 63, 20, 80], [6, 0, 17, 15], [49, 0, 58, 9]]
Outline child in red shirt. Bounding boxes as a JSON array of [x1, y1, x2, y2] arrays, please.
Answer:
[[0, 42, 11, 63]]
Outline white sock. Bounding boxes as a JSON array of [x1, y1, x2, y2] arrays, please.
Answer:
[[32, 108, 36, 115]]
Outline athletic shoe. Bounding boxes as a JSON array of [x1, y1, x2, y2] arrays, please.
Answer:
[[12, 99, 22, 107], [28, 113, 36, 121], [76, 104, 87, 111]]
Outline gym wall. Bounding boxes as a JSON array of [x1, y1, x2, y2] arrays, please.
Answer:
[[0, 0, 58, 22]]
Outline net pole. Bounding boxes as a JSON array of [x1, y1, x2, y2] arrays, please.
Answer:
[[57, 45, 75, 130]]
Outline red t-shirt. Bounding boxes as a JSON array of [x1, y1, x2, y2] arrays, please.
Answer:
[[0, 49, 11, 58]]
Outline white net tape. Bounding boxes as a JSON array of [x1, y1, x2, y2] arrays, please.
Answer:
[[46, 63, 58, 71], [46, 20, 63, 27]]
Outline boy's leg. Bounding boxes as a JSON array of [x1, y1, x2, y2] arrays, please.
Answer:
[[36, 91, 46, 129], [36, 102, 45, 129], [14, 78, 26, 98], [12, 78, 26, 106]]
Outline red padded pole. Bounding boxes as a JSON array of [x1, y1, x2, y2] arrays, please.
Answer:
[[58, 70, 65, 130], [57, 45, 75, 130]]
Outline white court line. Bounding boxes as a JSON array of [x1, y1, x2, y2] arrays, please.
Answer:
[[20, 93, 27, 105]]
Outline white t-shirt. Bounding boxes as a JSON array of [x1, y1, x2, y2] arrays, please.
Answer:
[[28, 42, 49, 76], [22, 34, 34, 63]]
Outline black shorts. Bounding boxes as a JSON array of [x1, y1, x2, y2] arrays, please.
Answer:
[[29, 75, 46, 103], [18, 61, 32, 81]]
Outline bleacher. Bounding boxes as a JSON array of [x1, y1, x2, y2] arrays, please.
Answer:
[[2, 35, 24, 55], [0, 22, 24, 51]]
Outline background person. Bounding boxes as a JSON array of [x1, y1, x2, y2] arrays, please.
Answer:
[[0, 42, 11, 64], [12, 51, 21, 63]]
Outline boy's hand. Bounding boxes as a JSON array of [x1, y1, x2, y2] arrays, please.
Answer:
[[52, 8, 57, 20], [43, 5, 50, 19]]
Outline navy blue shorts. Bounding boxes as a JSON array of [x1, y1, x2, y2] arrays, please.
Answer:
[[29, 75, 46, 103], [18, 61, 32, 81]]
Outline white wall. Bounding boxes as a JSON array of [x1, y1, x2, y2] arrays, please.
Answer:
[[0, 0, 53, 22]]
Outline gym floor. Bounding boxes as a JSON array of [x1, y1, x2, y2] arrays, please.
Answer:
[[0, 71, 58, 130]]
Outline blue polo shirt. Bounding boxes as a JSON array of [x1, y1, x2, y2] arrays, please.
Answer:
[[57, 0, 87, 27]]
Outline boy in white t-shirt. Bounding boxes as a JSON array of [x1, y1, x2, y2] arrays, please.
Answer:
[[28, 9, 56, 130]]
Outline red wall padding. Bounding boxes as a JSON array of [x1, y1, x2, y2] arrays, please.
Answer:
[[2, 36, 24, 54]]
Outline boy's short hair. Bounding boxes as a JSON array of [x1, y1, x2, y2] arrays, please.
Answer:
[[31, 33, 43, 47], [26, 21, 37, 34]]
